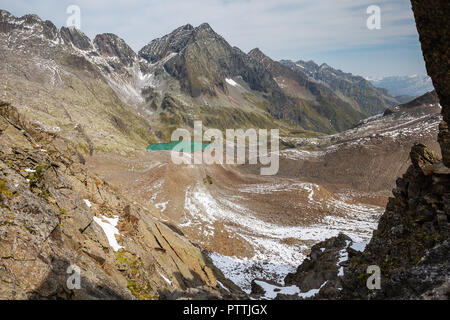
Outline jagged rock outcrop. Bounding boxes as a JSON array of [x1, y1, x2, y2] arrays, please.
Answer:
[[411, 0, 450, 167], [249, 233, 367, 300], [282, 233, 354, 299], [139, 24, 195, 63], [60, 26, 93, 50], [0, 101, 245, 299], [337, 143, 449, 299], [94, 33, 137, 67]]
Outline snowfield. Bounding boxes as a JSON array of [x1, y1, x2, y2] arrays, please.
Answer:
[[183, 182, 382, 292]]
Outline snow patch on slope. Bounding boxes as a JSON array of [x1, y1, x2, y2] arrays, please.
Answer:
[[93, 215, 123, 251], [184, 183, 382, 292]]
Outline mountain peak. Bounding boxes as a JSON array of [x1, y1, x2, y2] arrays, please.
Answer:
[[248, 47, 263, 55], [248, 48, 272, 64], [138, 24, 196, 63], [180, 23, 194, 30], [192, 22, 222, 40], [198, 22, 211, 28], [60, 26, 93, 50], [196, 22, 213, 31], [94, 33, 137, 66], [0, 9, 13, 19], [20, 13, 43, 25]]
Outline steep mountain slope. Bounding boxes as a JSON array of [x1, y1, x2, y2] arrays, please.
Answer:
[[0, 10, 158, 155], [137, 23, 305, 138], [0, 101, 244, 299], [280, 58, 399, 115], [248, 48, 366, 133], [384, 90, 438, 115], [238, 90, 441, 197]]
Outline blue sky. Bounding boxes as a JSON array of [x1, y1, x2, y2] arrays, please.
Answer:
[[0, 0, 427, 78]]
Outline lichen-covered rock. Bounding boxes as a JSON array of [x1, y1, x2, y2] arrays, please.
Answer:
[[373, 240, 450, 300], [337, 143, 449, 299], [0, 101, 245, 300]]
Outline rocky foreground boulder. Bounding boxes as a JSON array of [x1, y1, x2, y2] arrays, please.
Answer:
[[339, 144, 450, 299], [0, 101, 245, 299], [282, 233, 353, 298]]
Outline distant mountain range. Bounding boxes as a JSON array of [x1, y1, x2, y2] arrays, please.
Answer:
[[278, 58, 398, 116], [0, 9, 403, 154], [367, 74, 434, 98]]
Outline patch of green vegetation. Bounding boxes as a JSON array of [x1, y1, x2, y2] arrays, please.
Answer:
[[285, 129, 325, 138], [203, 175, 213, 185], [380, 256, 401, 276], [28, 163, 49, 188], [114, 250, 156, 300], [127, 281, 155, 300], [358, 272, 370, 286], [114, 251, 133, 265], [0, 220, 36, 234], [41, 189, 51, 198], [0, 179, 13, 202], [114, 250, 146, 275]]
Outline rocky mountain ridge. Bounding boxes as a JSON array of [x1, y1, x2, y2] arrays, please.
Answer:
[[280, 58, 399, 115], [249, 48, 368, 133], [1, 9, 401, 149]]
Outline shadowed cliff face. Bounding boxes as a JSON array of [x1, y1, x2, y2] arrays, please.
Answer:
[[411, 0, 450, 167]]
